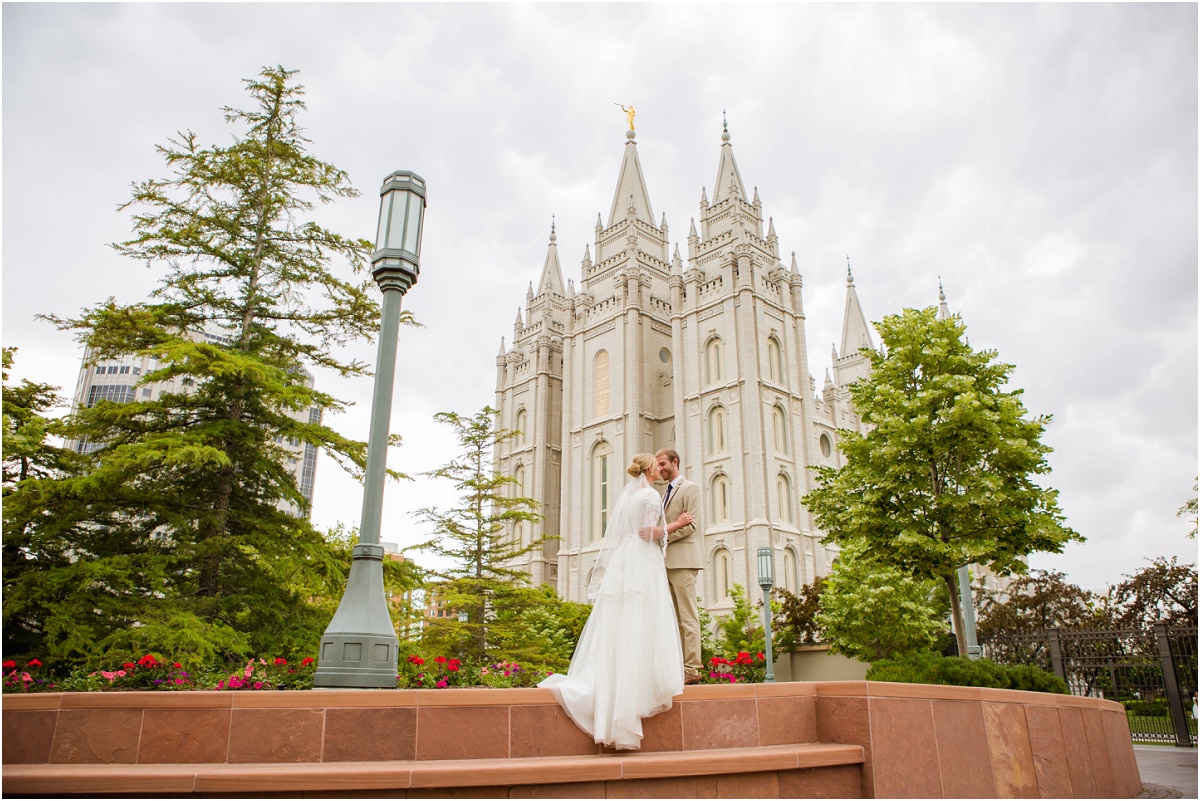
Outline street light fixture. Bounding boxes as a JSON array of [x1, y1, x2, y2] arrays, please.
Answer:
[[314, 171, 426, 689], [756, 546, 776, 683]]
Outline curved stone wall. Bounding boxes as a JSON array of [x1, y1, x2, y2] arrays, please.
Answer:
[[2, 681, 1141, 798]]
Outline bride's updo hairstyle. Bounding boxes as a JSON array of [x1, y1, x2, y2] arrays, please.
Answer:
[[627, 453, 655, 479]]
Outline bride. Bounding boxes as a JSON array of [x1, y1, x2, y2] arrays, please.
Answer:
[[540, 453, 693, 750]]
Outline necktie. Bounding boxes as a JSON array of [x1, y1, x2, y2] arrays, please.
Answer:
[[663, 483, 675, 509]]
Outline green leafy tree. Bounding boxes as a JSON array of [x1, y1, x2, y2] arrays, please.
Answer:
[[803, 307, 1080, 655], [1179, 479, 1197, 539], [417, 407, 543, 662], [713, 584, 767, 657], [488, 584, 591, 671], [3, 66, 413, 668], [815, 544, 947, 663], [976, 569, 1104, 637]]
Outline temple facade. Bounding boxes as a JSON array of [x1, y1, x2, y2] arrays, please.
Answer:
[[493, 124, 882, 616]]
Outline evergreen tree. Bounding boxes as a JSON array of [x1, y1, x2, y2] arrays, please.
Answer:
[[3, 66, 417, 667], [416, 407, 543, 661], [803, 307, 1080, 654], [1, 348, 78, 490]]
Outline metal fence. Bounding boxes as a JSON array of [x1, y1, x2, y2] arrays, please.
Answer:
[[980, 623, 1197, 747]]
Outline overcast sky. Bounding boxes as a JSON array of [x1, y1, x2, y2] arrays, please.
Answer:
[[4, 3, 1196, 592]]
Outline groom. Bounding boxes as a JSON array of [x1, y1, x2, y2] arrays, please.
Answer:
[[655, 448, 703, 684]]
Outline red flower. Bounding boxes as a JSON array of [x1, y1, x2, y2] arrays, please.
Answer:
[[274, 658, 287, 666], [123, 662, 137, 669], [434, 656, 448, 665], [2, 660, 16, 670], [172, 662, 182, 669], [447, 659, 461, 672], [407, 655, 425, 666], [137, 654, 159, 668], [26, 659, 42, 668], [301, 657, 315, 666], [756, 653, 764, 661]]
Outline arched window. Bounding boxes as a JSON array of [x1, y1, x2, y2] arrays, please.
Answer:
[[803, 537, 816, 582], [591, 442, 612, 541], [772, 405, 788, 454], [514, 522, 525, 546], [776, 472, 793, 523], [705, 337, 723, 385], [713, 549, 732, 600], [710, 474, 730, 523], [514, 464, 526, 498], [593, 350, 610, 418], [767, 337, 784, 384], [782, 548, 798, 594], [514, 408, 527, 447], [707, 405, 726, 455]]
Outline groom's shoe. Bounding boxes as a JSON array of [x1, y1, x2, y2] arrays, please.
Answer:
[[684, 672, 702, 685]]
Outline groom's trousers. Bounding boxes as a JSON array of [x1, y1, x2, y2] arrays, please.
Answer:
[[667, 567, 702, 677]]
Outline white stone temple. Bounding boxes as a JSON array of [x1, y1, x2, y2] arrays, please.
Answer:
[[493, 122, 885, 616]]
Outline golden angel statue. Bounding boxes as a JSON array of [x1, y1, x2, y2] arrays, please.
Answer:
[[615, 103, 636, 131]]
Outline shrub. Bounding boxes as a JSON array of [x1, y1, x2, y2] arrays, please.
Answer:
[[1123, 699, 1170, 717], [866, 651, 1068, 694]]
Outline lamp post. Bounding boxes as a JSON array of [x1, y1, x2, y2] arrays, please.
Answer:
[[957, 564, 981, 660], [314, 171, 426, 689], [756, 546, 776, 683]]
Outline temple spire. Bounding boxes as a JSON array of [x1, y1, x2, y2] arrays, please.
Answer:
[[937, 277, 952, 320], [606, 128, 655, 227], [536, 218, 565, 295], [712, 117, 746, 202]]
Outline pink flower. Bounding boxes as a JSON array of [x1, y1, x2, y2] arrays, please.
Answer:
[[253, 681, 264, 690], [116, 670, 127, 678], [217, 680, 225, 690], [436, 678, 448, 688], [174, 678, 185, 685], [243, 661, 255, 678]]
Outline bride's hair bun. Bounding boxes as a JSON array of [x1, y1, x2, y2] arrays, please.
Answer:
[[627, 453, 655, 478]]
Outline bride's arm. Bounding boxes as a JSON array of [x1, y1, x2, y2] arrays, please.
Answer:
[[638, 494, 692, 541]]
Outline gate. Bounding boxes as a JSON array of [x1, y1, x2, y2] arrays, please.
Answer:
[[980, 624, 1197, 747]]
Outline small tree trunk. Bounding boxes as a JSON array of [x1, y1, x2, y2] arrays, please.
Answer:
[[944, 572, 969, 656]]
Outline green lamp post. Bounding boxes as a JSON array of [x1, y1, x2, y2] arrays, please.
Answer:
[[314, 171, 426, 689]]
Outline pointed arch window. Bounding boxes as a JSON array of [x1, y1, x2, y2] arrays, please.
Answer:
[[772, 405, 788, 454], [803, 537, 816, 583], [593, 351, 610, 418], [707, 405, 727, 455], [591, 441, 612, 542], [710, 474, 730, 523], [713, 549, 733, 600], [514, 408, 528, 447], [767, 336, 784, 384], [514, 464, 526, 498], [776, 472, 793, 523], [705, 337, 724, 385], [782, 548, 799, 594]]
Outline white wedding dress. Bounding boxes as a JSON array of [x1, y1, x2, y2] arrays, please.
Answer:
[[540, 475, 685, 750]]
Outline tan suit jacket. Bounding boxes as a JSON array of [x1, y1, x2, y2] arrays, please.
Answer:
[[662, 477, 702, 570]]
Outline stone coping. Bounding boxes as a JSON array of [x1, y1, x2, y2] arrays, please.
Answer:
[[0, 680, 1127, 712], [2, 742, 866, 795]]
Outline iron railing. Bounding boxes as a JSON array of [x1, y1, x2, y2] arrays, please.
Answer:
[[980, 624, 1197, 747]]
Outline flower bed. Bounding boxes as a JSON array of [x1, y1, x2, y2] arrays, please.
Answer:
[[4, 649, 775, 692]]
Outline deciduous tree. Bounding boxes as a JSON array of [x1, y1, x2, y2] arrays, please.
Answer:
[[976, 569, 1104, 637], [803, 307, 1080, 654]]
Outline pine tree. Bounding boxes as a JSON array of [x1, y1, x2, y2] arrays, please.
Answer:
[[3, 66, 418, 667], [803, 306, 1080, 655], [416, 407, 543, 661]]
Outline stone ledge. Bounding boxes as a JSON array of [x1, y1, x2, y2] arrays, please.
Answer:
[[2, 743, 865, 796]]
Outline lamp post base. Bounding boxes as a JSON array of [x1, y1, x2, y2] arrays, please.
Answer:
[[313, 544, 399, 689]]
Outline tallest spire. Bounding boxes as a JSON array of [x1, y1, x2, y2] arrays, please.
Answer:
[[606, 128, 655, 227]]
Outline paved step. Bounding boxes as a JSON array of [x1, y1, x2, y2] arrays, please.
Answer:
[[3, 742, 864, 796]]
